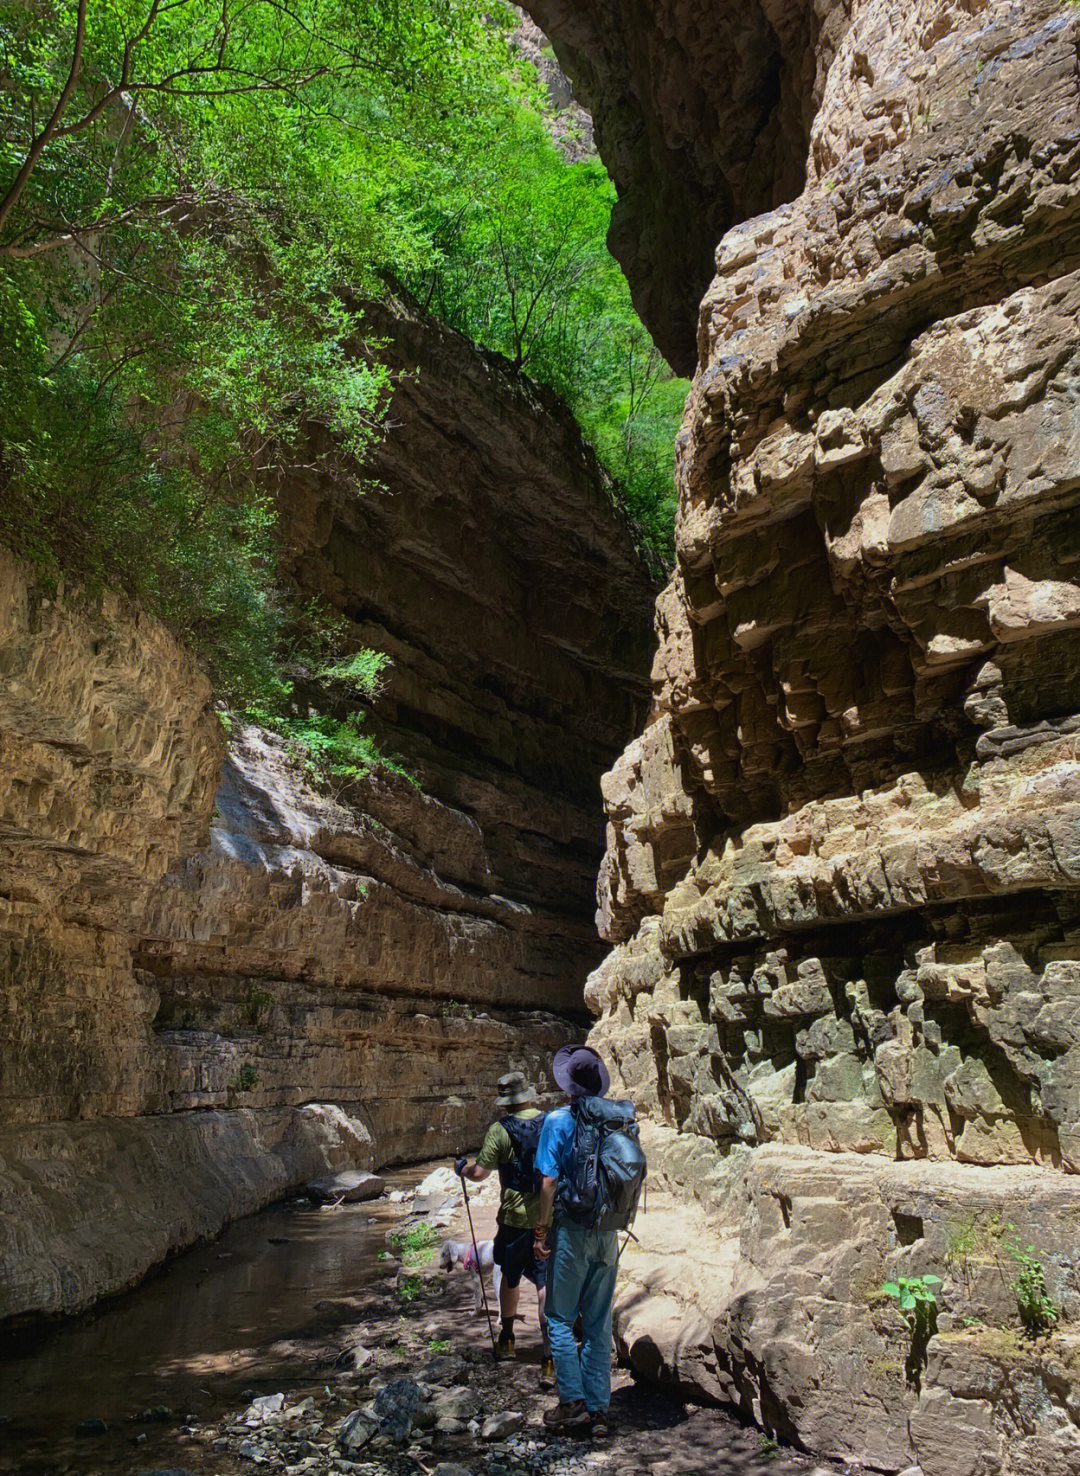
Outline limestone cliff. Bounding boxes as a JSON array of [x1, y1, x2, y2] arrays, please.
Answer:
[[0, 303, 655, 1322], [526, 0, 1080, 1469]]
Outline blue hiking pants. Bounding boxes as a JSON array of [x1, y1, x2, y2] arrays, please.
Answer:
[[546, 1216, 618, 1411]]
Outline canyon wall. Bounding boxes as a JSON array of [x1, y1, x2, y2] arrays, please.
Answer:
[[524, 0, 1080, 1470], [0, 304, 655, 1321]]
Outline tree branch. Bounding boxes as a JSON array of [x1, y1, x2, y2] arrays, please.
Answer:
[[0, 0, 87, 239]]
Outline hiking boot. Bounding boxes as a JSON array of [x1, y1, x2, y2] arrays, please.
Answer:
[[495, 1330, 517, 1360], [542, 1399, 590, 1434], [589, 1409, 612, 1438], [540, 1355, 555, 1381]]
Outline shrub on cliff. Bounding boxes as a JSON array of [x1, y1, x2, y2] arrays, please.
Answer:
[[0, 0, 678, 704]]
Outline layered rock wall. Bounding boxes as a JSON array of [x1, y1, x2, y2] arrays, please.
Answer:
[[0, 305, 655, 1321], [527, 0, 1080, 1467]]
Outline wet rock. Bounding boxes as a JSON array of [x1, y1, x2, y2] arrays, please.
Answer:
[[433, 1464, 476, 1476], [482, 1412, 524, 1440], [308, 1171, 386, 1204], [76, 1419, 108, 1437]]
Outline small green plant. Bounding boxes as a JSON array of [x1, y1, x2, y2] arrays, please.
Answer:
[[228, 1063, 259, 1093], [944, 1213, 981, 1267], [1006, 1240, 1058, 1336], [246, 987, 274, 1029], [439, 998, 474, 1019], [254, 708, 416, 790], [397, 1274, 424, 1305], [428, 1337, 450, 1353], [377, 1250, 391, 1262], [391, 1223, 441, 1266], [881, 1274, 941, 1388], [758, 1432, 781, 1460], [318, 650, 390, 698]]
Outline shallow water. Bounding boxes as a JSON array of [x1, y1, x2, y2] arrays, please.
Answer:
[[0, 1169, 425, 1474]]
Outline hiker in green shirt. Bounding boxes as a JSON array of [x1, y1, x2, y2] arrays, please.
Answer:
[[456, 1071, 551, 1372]]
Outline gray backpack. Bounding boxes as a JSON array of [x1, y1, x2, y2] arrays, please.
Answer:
[[558, 1096, 646, 1232]]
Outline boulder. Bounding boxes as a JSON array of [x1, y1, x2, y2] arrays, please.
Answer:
[[412, 1167, 460, 1215], [307, 1170, 385, 1203]]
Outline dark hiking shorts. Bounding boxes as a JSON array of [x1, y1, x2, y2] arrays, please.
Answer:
[[493, 1224, 548, 1290]]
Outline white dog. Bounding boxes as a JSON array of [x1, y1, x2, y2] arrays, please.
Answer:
[[440, 1237, 503, 1313]]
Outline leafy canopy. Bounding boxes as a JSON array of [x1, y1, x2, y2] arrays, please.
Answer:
[[0, 0, 681, 727]]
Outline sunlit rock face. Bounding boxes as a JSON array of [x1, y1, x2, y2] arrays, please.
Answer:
[[0, 303, 655, 1320], [528, 0, 1080, 1467]]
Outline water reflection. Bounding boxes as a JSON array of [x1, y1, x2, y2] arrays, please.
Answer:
[[0, 1169, 423, 1473]]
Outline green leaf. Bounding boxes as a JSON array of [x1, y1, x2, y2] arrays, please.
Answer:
[[900, 1293, 917, 1311], [881, 1282, 900, 1298]]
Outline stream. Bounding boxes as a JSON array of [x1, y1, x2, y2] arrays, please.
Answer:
[[0, 1169, 427, 1476], [0, 1169, 844, 1476]]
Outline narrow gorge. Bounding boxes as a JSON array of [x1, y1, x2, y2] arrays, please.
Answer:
[[4, 0, 1080, 1473], [0, 297, 655, 1322]]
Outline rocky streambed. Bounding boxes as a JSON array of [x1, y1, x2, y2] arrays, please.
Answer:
[[0, 1166, 842, 1476]]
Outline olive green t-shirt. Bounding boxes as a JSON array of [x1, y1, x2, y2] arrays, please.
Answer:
[[476, 1106, 543, 1229]]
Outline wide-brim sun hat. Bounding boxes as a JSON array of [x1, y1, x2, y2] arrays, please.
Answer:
[[552, 1044, 610, 1098], [495, 1071, 538, 1108]]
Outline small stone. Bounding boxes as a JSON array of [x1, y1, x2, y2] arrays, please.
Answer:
[[420, 1353, 468, 1387], [432, 1465, 476, 1476], [244, 1393, 286, 1425], [482, 1412, 524, 1440], [76, 1419, 108, 1437], [338, 1411, 376, 1452]]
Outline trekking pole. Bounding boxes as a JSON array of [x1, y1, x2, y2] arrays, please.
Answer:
[[458, 1164, 498, 1360]]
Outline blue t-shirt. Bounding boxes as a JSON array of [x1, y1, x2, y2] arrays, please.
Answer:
[[535, 1104, 576, 1181]]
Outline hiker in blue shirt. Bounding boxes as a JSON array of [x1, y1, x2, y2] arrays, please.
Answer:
[[533, 1044, 618, 1437]]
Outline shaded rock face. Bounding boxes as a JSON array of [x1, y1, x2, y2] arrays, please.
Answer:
[[520, 0, 853, 372], [618, 1124, 1080, 1476], [0, 307, 655, 1320], [518, 0, 1080, 1465]]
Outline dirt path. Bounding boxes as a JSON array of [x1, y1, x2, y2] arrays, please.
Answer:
[[187, 1176, 847, 1476]]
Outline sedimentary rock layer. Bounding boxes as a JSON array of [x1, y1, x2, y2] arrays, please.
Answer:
[[593, 0, 1080, 1182], [618, 1123, 1080, 1476], [0, 303, 654, 1319], [524, 0, 1080, 1466]]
